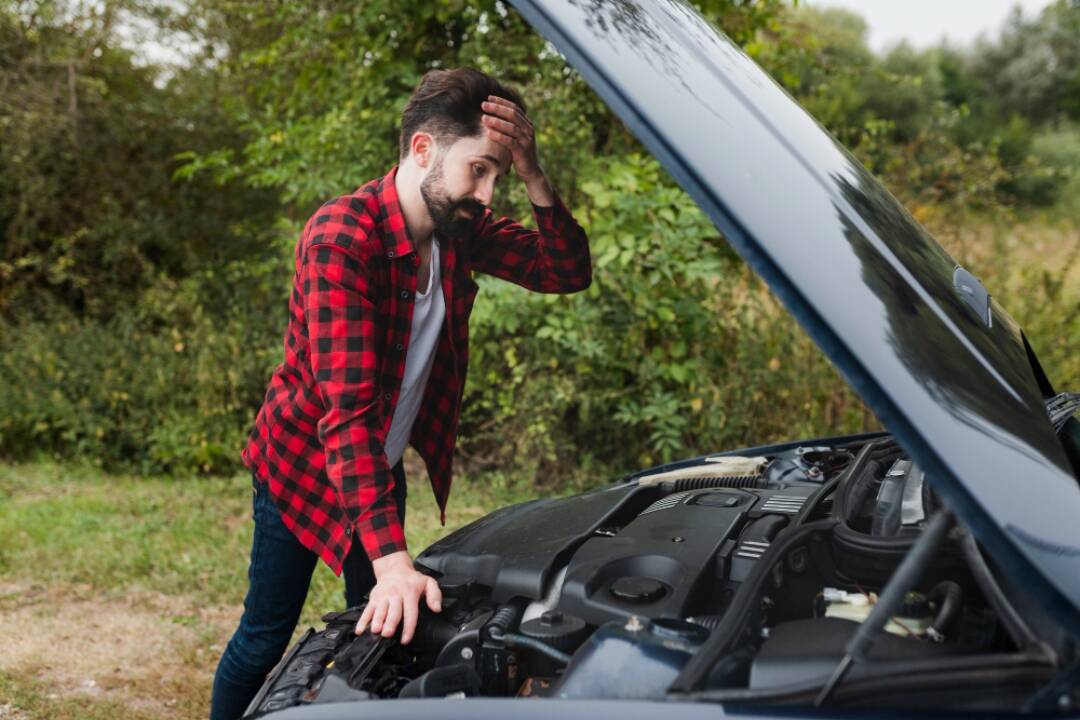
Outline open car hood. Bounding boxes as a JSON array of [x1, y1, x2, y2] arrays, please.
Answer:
[[508, 0, 1080, 632]]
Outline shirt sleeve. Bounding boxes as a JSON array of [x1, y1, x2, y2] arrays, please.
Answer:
[[466, 194, 592, 293], [301, 243, 407, 561]]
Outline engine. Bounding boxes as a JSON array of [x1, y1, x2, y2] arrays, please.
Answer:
[[243, 439, 1058, 716]]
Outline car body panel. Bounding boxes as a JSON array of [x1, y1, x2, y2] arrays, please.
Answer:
[[506, 0, 1080, 631], [255, 697, 831, 719]]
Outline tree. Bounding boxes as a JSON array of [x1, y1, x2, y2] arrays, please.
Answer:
[[0, 0, 274, 321], [970, 0, 1080, 124]]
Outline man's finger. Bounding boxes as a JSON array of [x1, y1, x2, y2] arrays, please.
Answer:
[[482, 99, 531, 128], [382, 597, 403, 638], [483, 96, 519, 113], [485, 95, 528, 117], [481, 113, 522, 141], [370, 598, 388, 634], [401, 593, 419, 645], [355, 603, 374, 635], [482, 113, 519, 138], [484, 126, 516, 149], [424, 577, 443, 613], [481, 100, 516, 124]]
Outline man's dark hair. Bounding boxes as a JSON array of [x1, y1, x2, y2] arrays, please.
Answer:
[[399, 67, 526, 159]]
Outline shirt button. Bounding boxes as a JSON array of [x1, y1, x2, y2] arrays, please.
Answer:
[[395, 343, 404, 351], [345, 527, 352, 536], [400, 290, 409, 299], [387, 250, 395, 258], [383, 392, 392, 401]]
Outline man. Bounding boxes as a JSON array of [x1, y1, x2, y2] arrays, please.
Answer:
[[210, 67, 591, 719]]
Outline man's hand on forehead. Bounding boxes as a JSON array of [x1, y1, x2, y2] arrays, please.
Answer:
[[481, 95, 543, 183]]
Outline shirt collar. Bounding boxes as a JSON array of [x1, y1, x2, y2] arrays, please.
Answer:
[[375, 165, 416, 260]]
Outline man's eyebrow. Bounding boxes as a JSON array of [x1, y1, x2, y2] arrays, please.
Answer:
[[477, 154, 511, 176]]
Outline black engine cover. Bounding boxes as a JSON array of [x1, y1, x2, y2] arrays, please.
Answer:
[[416, 483, 639, 601], [419, 479, 820, 628], [557, 490, 750, 625]]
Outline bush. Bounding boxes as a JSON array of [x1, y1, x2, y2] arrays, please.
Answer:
[[2, 0, 1075, 487], [460, 156, 872, 482], [1029, 124, 1080, 216], [0, 243, 290, 475]]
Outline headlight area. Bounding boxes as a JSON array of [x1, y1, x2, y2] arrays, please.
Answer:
[[244, 438, 1069, 717]]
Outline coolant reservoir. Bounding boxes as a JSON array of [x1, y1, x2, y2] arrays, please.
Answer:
[[822, 587, 933, 637]]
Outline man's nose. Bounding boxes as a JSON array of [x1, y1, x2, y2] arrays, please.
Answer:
[[474, 179, 496, 206]]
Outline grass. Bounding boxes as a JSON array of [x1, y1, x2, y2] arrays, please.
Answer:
[[0, 455, 535, 718], [0, 670, 161, 720], [929, 214, 1080, 390], [0, 455, 532, 617]]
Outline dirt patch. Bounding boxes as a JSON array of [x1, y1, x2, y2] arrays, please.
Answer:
[[0, 583, 237, 719], [0, 703, 30, 720]]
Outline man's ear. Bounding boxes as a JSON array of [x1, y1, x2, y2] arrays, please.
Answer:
[[410, 132, 436, 169]]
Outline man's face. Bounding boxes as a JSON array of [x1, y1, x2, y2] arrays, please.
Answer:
[[419, 133, 512, 238]]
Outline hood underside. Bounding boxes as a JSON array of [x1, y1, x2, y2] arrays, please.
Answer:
[[508, 0, 1080, 631]]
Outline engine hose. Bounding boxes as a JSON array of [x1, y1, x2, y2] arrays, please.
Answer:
[[485, 602, 525, 641], [661, 475, 766, 492], [831, 440, 882, 522], [419, 616, 460, 649], [926, 581, 962, 641], [671, 518, 839, 692], [960, 532, 1039, 650], [833, 522, 915, 556], [843, 460, 882, 526], [501, 632, 573, 666]]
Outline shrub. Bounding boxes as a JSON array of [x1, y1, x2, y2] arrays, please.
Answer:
[[460, 155, 872, 482], [0, 244, 290, 475]]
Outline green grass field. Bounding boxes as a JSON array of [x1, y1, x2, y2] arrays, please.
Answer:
[[0, 457, 536, 719]]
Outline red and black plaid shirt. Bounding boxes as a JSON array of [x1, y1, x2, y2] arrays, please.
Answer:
[[242, 166, 591, 574]]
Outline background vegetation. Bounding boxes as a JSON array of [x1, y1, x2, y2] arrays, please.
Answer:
[[1, 0, 1078, 483], [0, 2, 1077, 717]]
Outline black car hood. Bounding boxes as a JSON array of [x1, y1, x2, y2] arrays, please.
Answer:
[[508, 0, 1080, 631]]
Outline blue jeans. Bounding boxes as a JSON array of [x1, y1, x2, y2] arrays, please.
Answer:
[[209, 463, 407, 720]]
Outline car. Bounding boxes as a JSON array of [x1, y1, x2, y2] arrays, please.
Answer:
[[243, 0, 1080, 717]]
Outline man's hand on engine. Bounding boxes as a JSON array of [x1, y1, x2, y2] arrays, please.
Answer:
[[355, 551, 442, 645]]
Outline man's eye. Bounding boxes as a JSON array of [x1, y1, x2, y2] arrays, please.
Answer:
[[473, 164, 486, 177]]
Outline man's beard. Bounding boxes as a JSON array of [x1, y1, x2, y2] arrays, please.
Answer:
[[420, 156, 485, 238]]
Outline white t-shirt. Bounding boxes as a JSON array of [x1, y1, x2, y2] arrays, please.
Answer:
[[384, 238, 445, 467]]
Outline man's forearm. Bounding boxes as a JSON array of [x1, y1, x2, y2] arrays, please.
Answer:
[[522, 170, 555, 208]]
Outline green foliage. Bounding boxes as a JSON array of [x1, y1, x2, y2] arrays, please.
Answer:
[[1, 0, 1077, 484], [461, 155, 870, 477], [763, 2, 1080, 210], [970, 1, 1080, 124], [0, 237, 289, 474], [1029, 124, 1080, 216], [0, 3, 276, 323]]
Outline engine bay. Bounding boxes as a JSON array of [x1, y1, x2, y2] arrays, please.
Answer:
[[244, 437, 1073, 716]]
